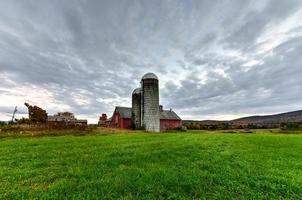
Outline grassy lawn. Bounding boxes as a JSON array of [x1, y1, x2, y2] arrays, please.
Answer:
[[1, 131, 302, 199]]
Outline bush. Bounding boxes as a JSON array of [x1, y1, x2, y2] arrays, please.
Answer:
[[281, 122, 301, 130]]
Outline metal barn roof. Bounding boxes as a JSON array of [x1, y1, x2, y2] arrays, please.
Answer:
[[115, 107, 132, 118], [114, 106, 181, 120], [160, 110, 181, 120]]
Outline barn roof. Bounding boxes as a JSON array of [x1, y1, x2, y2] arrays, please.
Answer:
[[160, 110, 181, 120], [115, 106, 132, 118], [113, 106, 181, 120]]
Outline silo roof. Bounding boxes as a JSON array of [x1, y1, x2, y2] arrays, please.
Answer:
[[142, 73, 158, 80], [132, 88, 141, 94]]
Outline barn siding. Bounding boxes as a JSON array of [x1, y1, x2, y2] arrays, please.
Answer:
[[110, 112, 120, 128], [160, 119, 182, 131], [110, 116, 181, 130], [122, 118, 132, 129]]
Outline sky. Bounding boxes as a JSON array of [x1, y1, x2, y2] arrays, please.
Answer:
[[1, 0, 302, 123]]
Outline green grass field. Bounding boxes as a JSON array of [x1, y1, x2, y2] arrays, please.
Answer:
[[1, 131, 302, 199]]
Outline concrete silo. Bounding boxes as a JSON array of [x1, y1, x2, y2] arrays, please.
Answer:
[[141, 73, 160, 132], [132, 88, 142, 129]]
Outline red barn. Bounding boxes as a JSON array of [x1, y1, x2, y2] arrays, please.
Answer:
[[110, 107, 132, 129], [160, 109, 182, 131], [110, 106, 182, 131]]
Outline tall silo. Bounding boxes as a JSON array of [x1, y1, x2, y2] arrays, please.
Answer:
[[132, 88, 141, 129], [141, 73, 160, 132]]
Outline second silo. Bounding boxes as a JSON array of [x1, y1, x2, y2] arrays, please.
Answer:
[[141, 73, 160, 132], [132, 88, 141, 129]]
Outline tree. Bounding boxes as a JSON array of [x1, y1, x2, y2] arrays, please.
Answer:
[[24, 103, 48, 123]]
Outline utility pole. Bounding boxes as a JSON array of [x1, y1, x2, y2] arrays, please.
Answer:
[[11, 106, 17, 123]]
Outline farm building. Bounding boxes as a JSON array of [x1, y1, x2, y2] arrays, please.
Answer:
[[109, 73, 182, 131], [98, 113, 108, 126], [110, 107, 132, 129], [110, 106, 181, 131], [47, 112, 87, 126]]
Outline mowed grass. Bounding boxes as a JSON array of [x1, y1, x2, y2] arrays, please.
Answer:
[[1, 131, 302, 199]]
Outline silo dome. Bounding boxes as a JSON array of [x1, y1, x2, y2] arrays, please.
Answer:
[[132, 88, 141, 95], [142, 73, 158, 80]]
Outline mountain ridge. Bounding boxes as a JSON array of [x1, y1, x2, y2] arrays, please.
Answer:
[[183, 110, 302, 126]]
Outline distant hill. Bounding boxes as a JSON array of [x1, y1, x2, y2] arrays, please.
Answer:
[[183, 120, 228, 125], [183, 110, 302, 129], [230, 110, 302, 125]]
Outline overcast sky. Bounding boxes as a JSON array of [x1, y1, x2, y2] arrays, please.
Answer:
[[1, 0, 302, 123]]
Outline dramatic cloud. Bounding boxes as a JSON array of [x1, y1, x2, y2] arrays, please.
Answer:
[[1, 0, 302, 123]]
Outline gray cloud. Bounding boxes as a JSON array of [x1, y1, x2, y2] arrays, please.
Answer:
[[0, 0, 302, 122]]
